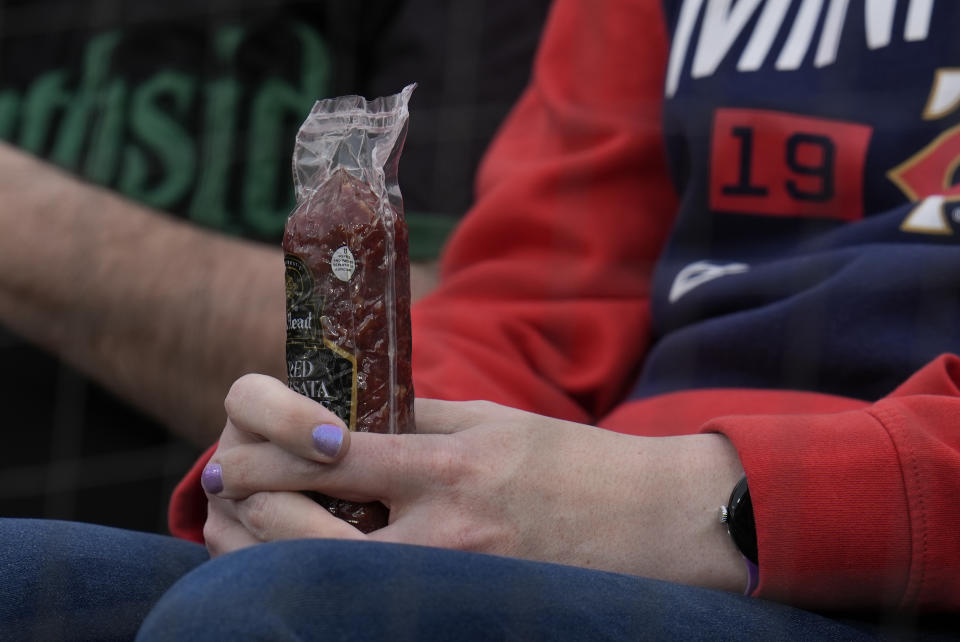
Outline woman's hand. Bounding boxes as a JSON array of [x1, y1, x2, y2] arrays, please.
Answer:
[[202, 374, 747, 592]]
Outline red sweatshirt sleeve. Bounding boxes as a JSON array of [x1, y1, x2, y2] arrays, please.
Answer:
[[169, 0, 678, 542], [169, 442, 216, 543], [410, 0, 677, 421], [704, 354, 960, 612]]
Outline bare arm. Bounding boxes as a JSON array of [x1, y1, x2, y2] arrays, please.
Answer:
[[0, 144, 287, 445]]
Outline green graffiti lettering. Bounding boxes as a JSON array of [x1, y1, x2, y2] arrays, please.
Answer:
[[19, 71, 71, 155], [189, 26, 245, 232], [0, 91, 20, 141], [51, 32, 121, 171], [243, 22, 330, 238], [119, 71, 196, 209]]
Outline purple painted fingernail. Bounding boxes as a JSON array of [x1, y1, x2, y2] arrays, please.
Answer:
[[312, 424, 344, 458], [201, 463, 223, 494]]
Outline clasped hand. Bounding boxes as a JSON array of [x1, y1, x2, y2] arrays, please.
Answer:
[[202, 374, 746, 592]]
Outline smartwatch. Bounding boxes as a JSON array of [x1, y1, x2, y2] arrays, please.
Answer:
[[720, 476, 759, 594]]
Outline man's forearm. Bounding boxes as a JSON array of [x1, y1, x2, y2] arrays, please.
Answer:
[[0, 145, 286, 445]]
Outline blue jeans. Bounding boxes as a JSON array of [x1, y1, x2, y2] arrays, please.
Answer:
[[0, 519, 953, 641]]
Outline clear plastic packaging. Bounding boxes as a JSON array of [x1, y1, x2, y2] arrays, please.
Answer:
[[283, 85, 415, 532]]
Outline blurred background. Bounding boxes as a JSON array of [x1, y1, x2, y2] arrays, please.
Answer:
[[0, 0, 551, 534]]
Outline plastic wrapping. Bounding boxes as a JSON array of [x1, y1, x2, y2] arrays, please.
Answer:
[[283, 85, 415, 532]]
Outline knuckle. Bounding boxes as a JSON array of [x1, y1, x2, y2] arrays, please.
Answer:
[[224, 375, 250, 415], [238, 493, 274, 541], [425, 439, 469, 488], [224, 373, 270, 416], [291, 456, 325, 481], [202, 526, 221, 555], [463, 399, 505, 419], [437, 517, 517, 555], [466, 399, 498, 412], [218, 451, 255, 495], [442, 520, 482, 551], [202, 514, 227, 555]]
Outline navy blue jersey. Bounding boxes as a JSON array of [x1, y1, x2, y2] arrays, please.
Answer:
[[631, 0, 960, 400]]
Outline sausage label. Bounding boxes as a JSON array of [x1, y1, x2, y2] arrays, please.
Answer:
[[285, 253, 358, 429]]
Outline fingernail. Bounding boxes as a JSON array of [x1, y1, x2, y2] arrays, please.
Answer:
[[312, 424, 344, 458], [201, 463, 223, 494]]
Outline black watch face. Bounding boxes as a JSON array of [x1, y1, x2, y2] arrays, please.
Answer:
[[728, 478, 758, 564]]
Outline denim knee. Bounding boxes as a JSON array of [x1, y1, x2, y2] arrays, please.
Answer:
[[137, 539, 435, 640], [0, 518, 206, 642]]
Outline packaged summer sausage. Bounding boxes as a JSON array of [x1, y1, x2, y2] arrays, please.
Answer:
[[283, 85, 416, 532]]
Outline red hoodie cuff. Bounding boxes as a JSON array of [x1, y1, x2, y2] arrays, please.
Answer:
[[168, 442, 218, 543], [703, 409, 911, 611]]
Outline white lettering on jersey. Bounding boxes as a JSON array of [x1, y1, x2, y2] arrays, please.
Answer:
[[666, 0, 936, 97], [776, 0, 824, 70], [666, 0, 705, 98], [813, 0, 849, 67], [669, 261, 750, 303], [739, 0, 792, 72], [866, 0, 896, 49], [691, 0, 766, 78], [905, 0, 934, 41]]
